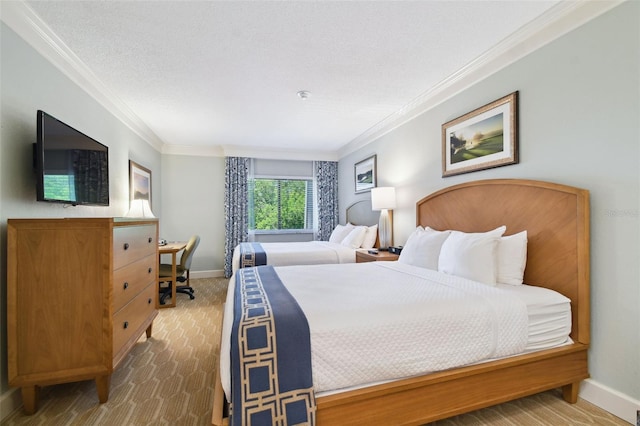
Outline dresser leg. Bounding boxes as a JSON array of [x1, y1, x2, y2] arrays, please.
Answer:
[[21, 385, 40, 415], [145, 322, 153, 338], [95, 375, 111, 403]]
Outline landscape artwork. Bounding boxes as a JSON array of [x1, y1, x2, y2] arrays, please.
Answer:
[[129, 160, 152, 202], [449, 113, 504, 164], [354, 154, 377, 193], [442, 91, 518, 177]]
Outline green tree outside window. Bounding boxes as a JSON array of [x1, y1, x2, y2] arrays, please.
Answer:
[[250, 178, 313, 230]]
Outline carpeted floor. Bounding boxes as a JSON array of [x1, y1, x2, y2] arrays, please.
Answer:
[[2, 277, 628, 425]]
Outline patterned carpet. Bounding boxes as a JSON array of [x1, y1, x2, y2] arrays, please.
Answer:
[[2, 277, 627, 426]]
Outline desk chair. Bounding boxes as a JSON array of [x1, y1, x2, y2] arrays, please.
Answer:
[[159, 235, 200, 305]]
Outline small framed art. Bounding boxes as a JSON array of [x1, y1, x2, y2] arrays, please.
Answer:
[[354, 154, 377, 193], [129, 160, 152, 202]]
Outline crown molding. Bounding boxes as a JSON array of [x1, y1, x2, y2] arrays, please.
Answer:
[[221, 145, 339, 162], [161, 143, 225, 157], [159, 142, 339, 161], [337, 0, 625, 159], [1, 1, 165, 152]]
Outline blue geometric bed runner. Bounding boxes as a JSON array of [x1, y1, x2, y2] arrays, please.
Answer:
[[239, 242, 268, 269], [231, 266, 316, 426]]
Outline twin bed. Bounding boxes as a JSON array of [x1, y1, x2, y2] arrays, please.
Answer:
[[214, 179, 590, 425], [231, 199, 380, 273]]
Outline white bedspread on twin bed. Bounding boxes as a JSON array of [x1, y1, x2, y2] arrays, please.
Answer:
[[221, 261, 572, 399], [231, 241, 356, 273]]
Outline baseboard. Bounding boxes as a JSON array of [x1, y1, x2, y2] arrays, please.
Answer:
[[1, 387, 21, 422], [191, 269, 225, 279], [580, 378, 640, 424]]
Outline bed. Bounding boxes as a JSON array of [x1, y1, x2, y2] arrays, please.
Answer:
[[213, 178, 590, 425], [231, 200, 380, 273]]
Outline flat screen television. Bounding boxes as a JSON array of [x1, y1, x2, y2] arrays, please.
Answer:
[[35, 110, 109, 206]]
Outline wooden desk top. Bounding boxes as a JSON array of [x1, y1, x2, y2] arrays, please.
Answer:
[[159, 241, 187, 253]]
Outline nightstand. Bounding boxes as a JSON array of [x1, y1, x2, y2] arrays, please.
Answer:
[[356, 250, 400, 263]]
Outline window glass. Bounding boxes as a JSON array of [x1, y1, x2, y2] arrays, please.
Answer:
[[249, 178, 314, 231]]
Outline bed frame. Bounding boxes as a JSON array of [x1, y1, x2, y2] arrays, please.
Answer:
[[213, 178, 590, 425], [346, 199, 380, 227], [346, 199, 383, 247]]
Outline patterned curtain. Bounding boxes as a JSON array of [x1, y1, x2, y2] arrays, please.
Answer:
[[314, 161, 338, 241], [224, 157, 250, 277]]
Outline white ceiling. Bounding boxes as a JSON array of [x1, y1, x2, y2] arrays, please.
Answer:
[[3, 1, 617, 160]]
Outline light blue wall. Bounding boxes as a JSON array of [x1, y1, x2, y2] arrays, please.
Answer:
[[159, 154, 225, 272], [0, 22, 162, 395], [339, 1, 639, 404]]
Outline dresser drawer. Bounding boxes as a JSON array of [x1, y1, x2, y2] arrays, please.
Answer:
[[113, 254, 157, 312], [112, 283, 156, 357], [113, 225, 156, 269]]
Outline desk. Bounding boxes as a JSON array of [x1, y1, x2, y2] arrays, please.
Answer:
[[158, 242, 187, 309]]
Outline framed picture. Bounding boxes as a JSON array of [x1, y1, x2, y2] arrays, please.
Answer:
[[129, 160, 152, 203], [354, 154, 377, 193], [442, 91, 518, 177]]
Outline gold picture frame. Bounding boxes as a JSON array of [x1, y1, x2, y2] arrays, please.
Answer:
[[442, 91, 518, 177]]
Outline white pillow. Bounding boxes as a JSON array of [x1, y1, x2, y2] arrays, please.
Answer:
[[360, 224, 378, 249], [404, 226, 425, 245], [341, 226, 367, 248], [424, 226, 451, 236], [438, 226, 507, 285], [329, 223, 354, 243], [398, 228, 451, 270], [497, 231, 528, 285]]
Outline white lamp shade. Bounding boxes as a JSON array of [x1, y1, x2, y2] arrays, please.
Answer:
[[371, 187, 396, 210], [125, 199, 155, 218]]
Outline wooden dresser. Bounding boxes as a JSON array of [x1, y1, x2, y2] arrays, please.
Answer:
[[7, 217, 159, 414]]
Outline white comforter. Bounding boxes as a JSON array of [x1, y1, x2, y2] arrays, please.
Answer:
[[231, 241, 356, 273], [221, 261, 532, 397]]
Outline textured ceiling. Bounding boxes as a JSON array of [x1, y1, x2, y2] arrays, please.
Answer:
[[20, 0, 564, 158]]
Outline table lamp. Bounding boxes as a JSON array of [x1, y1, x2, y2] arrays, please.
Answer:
[[371, 187, 396, 250], [125, 199, 156, 218]]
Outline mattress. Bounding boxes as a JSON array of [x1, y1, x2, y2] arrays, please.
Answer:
[[495, 282, 572, 351], [220, 261, 571, 399], [231, 241, 356, 273]]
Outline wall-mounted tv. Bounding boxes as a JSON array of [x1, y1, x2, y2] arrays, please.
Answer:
[[35, 110, 109, 206]]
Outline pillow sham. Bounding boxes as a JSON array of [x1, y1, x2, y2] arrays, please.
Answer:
[[497, 231, 528, 285], [360, 224, 378, 249], [398, 228, 451, 270], [341, 226, 368, 248], [329, 223, 354, 243], [437, 226, 507, 285]]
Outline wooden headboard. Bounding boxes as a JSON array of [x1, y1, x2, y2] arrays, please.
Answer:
[[416, 179, 590, 345]]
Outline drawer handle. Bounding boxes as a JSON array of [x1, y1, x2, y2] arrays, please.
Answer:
[[123, 321, 129, 329], [148, 298, 152, 305], [123, 282, 129, 290], [123, 243, 129, 250], [148, 267, 153, 274], [148, 237, 153, 243]]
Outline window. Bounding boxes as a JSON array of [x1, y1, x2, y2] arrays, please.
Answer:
[[249, 178, 314, 231]]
